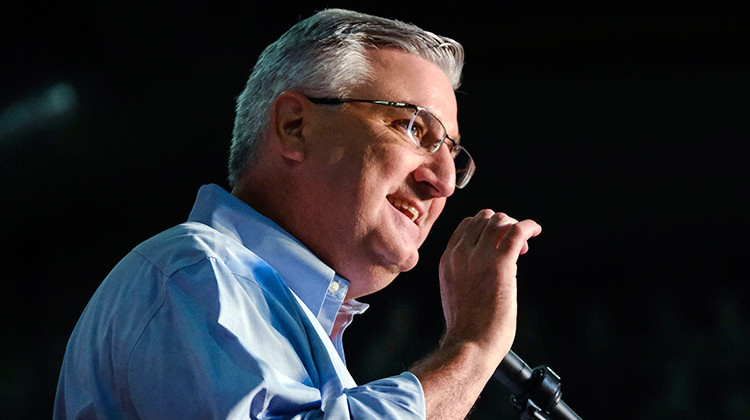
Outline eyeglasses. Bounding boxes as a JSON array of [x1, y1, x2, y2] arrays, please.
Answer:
[[306, 97, 475, 189]]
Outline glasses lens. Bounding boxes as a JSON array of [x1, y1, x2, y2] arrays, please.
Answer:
[[410, 109, 443, 153], [411, 108, 475, 188], [452, 145, 475, 189]]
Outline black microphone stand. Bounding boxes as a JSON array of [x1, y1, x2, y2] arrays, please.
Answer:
[[492, 350, 582, 420]]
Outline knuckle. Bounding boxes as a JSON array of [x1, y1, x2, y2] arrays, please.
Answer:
[[510, 220, 537, 239], [486, 213, 514, 231], [486, 219, 509, 233], [477, 209, 495, 218], [492, 212, 518, 225], [491, 212, 508, 219], [506, 223, 526, 239]]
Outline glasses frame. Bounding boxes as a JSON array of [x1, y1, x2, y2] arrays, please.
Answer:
[[306, 96, 475, 189]]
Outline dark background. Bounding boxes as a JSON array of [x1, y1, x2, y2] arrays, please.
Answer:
[[1, 1, 747, 419]]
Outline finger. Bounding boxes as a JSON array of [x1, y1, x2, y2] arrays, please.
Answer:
[[445, 216, 473, 249], [475, 212, 519, 251], [453, 209, 496, 249], [518, 223, 542, 255], [496, 220, 542, 262], [445, 209, 492, 249]]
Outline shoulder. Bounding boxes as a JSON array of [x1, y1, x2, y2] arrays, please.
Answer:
[[89, 222, 280, 335], [119, 222, 264, 279], [77, 221, 293, 355], [122, 222, 289, 306], [131, 222, 233, 277]]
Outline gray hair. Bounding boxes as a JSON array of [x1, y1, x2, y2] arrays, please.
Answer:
[[227, 8, 464, 186]]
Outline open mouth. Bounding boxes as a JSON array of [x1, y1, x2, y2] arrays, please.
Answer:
[[387, 196, 420, 223]]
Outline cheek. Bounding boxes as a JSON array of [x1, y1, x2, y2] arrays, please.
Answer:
[[357, 146, 401, 187], [424, 198, 446, 231], [430, 198, 447, 219], [368, 140, 424, 179]]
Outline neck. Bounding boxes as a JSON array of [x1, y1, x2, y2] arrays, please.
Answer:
[[232, 168, 401, 302]]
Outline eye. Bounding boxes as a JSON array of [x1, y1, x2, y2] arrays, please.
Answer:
[[407, 120, 426, 140], [390, 118, 422, 142], [384, 106, 430, 148], [387, 108, 420, 135]]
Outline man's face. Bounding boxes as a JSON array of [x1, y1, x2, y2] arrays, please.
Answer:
[[295, 48, 459, 299]]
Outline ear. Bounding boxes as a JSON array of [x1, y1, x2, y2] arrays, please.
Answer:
[[269, 90, 309, 163]]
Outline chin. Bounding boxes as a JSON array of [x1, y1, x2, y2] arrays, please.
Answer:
[[391, 249, 420, 274], [374, 248, 420, 281]]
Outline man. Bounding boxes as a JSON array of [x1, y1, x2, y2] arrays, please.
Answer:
[[55, 9, 541, 419]]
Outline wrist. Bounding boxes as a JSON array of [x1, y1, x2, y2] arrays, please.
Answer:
[[441, 318, 516, 359], [409, 339, 508, 420], [438, 335, 510, 372]]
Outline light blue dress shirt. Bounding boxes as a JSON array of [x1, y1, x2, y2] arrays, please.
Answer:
[[55, 184, 425, 419]]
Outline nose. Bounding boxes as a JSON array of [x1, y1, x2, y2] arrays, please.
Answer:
[[412, 146, 456, 197]]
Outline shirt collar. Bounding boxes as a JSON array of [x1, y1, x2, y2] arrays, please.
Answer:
[[187, 184, 367, 334]]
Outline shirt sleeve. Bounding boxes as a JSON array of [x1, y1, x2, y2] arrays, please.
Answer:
[[342, 372, 426, 418], [126, 257, 426, 419]]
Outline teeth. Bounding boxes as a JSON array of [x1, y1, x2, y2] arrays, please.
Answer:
[[388, 197, 419, 222]]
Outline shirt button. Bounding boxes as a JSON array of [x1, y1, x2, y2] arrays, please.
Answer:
[[328, 281, 340, 294]]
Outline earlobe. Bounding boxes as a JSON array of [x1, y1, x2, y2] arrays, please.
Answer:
[[270, 91, 308, 163]]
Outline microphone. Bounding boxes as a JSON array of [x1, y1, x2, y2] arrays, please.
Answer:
[[493, 350, 582, 419]]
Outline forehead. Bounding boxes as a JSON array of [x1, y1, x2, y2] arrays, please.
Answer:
[[352, 49, 459, 137]]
